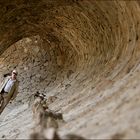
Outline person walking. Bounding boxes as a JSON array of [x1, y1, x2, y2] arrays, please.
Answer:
[[0, 69, 19, 114]]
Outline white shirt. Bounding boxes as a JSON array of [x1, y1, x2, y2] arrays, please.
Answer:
[[4, 78, 16, 93]]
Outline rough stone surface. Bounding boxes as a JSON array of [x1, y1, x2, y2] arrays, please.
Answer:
[[0, 0, 140, 139]]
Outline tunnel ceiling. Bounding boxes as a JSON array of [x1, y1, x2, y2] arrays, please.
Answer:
[[0, 1, 140, 73]]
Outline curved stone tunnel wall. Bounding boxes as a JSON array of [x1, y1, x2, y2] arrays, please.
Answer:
[[0, 0, 140, 139]]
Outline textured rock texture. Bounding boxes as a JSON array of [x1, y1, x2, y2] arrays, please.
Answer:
[[0, 0, 140, 139]]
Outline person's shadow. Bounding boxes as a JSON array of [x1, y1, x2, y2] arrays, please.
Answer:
[[3, 73, 11, 77]]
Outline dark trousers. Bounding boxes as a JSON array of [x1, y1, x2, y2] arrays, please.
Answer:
[[0, 90, 9, 114]]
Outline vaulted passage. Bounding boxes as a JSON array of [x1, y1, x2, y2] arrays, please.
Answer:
[[0, 0, 140, 139]]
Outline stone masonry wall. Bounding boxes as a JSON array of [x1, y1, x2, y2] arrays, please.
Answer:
[[0, 0, 140, 139]]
